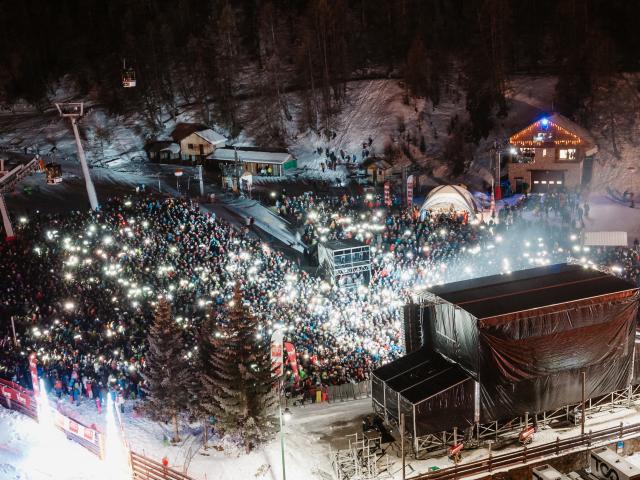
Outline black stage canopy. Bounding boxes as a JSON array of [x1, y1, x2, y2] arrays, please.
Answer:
[[428, 263, 635, 320], [373, 263, 639, 438]]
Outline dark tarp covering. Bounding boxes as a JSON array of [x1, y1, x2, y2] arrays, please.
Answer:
[[478, 290, 638, 420], [429, 264, 635, 320], [372, 349, 476, 432], [431, 302, 480, 374], [377, 264, 639, 436], [412, 376, 476, 436]]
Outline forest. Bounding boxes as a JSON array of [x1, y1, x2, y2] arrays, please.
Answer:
[[0, 0, 637, 144]]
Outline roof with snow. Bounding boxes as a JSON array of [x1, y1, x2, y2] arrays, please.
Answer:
[[509, 113, 598, 156], [194, 129, 227, 146], [420, 185, 479, 217], [171, 123, 209, 142], [207, 146, 293, 165], [144, 141, 180, 154]]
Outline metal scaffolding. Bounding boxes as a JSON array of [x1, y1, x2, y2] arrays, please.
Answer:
[[331, 433, 391, 480], [410, 384, 640, 457]]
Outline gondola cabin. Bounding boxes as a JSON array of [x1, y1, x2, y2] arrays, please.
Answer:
[[122, 61, 136, 88]]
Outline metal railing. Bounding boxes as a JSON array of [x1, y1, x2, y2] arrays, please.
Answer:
[[410, 421, 640, 480], [326, 380, 371, 403]]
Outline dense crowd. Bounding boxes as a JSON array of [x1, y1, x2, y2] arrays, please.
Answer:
[[1, 188, 639, 413]]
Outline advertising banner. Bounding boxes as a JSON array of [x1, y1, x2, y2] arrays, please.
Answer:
[[271, 329, 284, 377]]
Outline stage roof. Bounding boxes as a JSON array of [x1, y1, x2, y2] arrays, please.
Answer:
[[373, 349, 473, 405], [426, 263, 636, 320], [321, 238, 367, 251]]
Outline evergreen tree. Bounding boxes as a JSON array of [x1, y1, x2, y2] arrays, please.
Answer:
[[188, 311, 217, 448], [201, 287, 277, 452], [142, 298, 190, 443]]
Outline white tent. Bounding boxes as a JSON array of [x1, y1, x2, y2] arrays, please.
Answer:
[[420, 185, 479, 218]]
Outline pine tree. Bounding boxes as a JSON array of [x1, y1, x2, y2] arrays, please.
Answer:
[[201, 287, 277, 452], [141, 298, 190, 443]]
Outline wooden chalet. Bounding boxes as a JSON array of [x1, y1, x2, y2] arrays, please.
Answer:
[[507, 113, 598, 193]]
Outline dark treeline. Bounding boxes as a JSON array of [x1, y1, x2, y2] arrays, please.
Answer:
[[0, 0, 637, 142]]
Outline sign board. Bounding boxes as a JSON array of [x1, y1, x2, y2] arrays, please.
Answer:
[[0, 385, 32, 408], [54, 410, 101, 447], [584, 231, 628, 247]]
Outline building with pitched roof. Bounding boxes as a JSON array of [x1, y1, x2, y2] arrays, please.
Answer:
[[507, 113, 598, 193]]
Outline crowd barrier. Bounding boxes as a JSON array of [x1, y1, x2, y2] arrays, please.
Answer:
[[0, 379, 104, 459], [326, 380, 371, 403], [0, 378, 37, 420]]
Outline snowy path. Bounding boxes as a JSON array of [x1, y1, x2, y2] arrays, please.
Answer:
[[222, 196, 306, 253]]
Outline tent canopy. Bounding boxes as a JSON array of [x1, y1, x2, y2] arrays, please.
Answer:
[[420, 185, 479, 216]]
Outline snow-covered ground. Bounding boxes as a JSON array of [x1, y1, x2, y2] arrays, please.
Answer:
[[6, 389, 640, 480], [0, 408, 107, 480], [7, 396, 373, 480]]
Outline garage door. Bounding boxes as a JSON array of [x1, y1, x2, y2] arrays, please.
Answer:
[[531, 170, 565, 193]]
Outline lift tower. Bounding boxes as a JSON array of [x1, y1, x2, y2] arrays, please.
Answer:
[[55, 103, 99, 210]]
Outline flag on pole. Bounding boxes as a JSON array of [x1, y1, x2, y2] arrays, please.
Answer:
[[271, 330, 284, 377], [284, 342, 299, 384], [28, 353, 39, 397], [384, 181, 391, 207], [406, 175, 414, 208]]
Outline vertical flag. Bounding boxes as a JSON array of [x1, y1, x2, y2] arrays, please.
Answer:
[[406, 175, 414, 208], [384, 181, 391, 207], [271, 329, 284, 377], [28, 353, 39, 397], [284, 342, 299, 384]]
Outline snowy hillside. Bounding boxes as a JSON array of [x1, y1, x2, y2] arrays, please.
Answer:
[[1, 74, 639, 200]]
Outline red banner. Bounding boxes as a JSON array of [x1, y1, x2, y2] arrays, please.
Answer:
[[54, 410, 98, 444], [28, 353, 39, 397], [406, 175, 414, 208], [0, 385, 32, 408], [284, 342, 299, 383], [384, 182, 391, 207]]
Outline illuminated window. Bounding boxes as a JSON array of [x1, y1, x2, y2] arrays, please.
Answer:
[[533, 180, 540, 184], [556, 180, 562, 185], [543, 149, 547, 157], [559, 149, 576, 160], [541, 180, 547, 184], [548, 181, 554, 184]]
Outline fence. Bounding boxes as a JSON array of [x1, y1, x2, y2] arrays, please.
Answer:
[[0, 379, 104, 458], [326, 380, 371, 403], [0, 378, 37, 420], [130, 451, 195, 480], [410, 421, 640, 480]]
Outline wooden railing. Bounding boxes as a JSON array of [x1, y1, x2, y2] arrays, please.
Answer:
[[410, 422, 640, 479], [130, 451, 195, 480]]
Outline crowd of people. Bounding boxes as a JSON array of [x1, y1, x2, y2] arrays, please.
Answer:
[[0, 187, 639, 415]]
